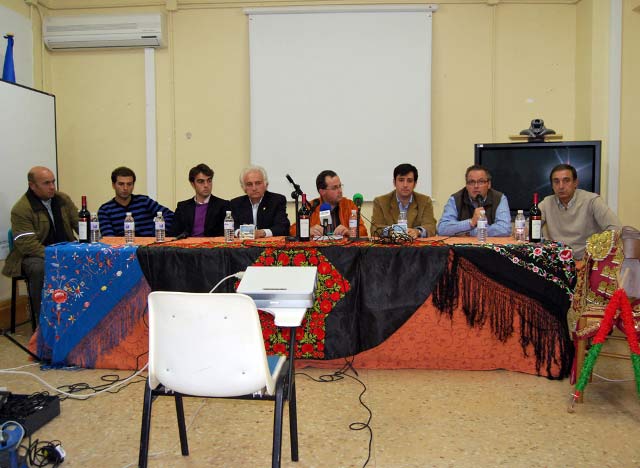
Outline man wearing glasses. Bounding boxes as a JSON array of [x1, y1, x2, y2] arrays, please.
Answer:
[[437, 165, 511, 237], [291, 169, 367, 238]]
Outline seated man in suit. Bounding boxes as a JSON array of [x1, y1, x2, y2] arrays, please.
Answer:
[[540, 163, 620, 260], [290, 169, 367, 238], [437, 164, 511, 237], [371, 163, 436, 238], [171, 163, 230, 237], [230, 165, 290, 238]]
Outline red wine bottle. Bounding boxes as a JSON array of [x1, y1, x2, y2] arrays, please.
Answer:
[[298, 193, 311, 241], [529, 192, 542, 243], [78, 195, 90, 243]]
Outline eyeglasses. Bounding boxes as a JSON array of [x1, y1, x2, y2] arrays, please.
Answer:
[[326, 184, 344, 191], [466, 179, 489, 187]]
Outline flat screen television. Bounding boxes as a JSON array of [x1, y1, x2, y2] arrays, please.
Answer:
[[474, 140, 601, 216]]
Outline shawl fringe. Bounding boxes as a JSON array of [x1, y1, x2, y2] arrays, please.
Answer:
[[70, 280, 152, 368], [435, 254, 572, 379]]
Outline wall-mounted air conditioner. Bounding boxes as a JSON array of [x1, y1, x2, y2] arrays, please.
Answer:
[[43, 13, 166, 50]]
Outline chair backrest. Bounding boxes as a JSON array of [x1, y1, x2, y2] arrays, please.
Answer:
[[147, 291, 275, 398], [8, 228, 14, 251]]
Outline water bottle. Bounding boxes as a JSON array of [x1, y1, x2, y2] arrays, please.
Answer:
[[514, 209, 526, 242], [90, 213, 101, 243], [124, 212, 135, 245], [224, 211, 234, 243], [349, 209, 358, 238], [477, 208, 487, 243], [154, 211, 166, 242], [397, 210, 408, 233]]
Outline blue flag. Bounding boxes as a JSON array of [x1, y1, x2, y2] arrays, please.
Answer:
[[2, 34, 16, 83]]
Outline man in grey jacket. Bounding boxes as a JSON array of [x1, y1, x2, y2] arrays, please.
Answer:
[[540, 163, 620, 260], [2, 166, 78, 321]]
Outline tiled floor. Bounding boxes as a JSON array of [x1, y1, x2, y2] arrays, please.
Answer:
[[2, 324, 640, 468]]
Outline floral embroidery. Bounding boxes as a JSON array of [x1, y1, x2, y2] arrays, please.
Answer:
[[251, 248, 350, 359], [455, 241, 576, 297]]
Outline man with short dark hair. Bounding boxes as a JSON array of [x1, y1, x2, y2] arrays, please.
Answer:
[[230, 165, 290, 238], [98, 166, 173, 237], [539, 163, 620, 260], [371, 163, 436, 238], [171, 163, 230, 237], [290, 170, 367, 238], [437, 164, 511, 237], [2, 166, 78, 320]]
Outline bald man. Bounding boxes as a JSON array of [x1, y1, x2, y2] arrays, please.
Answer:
[[2, 166, 78, 322]]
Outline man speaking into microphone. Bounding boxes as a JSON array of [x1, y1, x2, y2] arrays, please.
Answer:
[[290, 170, 367, 238], [437, 164, 511, 237]]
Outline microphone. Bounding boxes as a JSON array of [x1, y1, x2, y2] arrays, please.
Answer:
[[352, 193, 364, 241], [174, 231, 189, 241], [319, 202, 333, 235], [475, 194, 484, 207]]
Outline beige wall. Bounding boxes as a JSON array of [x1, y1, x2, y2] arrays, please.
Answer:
[[1, 0, 638, 300], [619, 0, 640, 225]]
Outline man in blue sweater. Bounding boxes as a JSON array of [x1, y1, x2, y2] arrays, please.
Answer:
[[98, 167, 173, 237]]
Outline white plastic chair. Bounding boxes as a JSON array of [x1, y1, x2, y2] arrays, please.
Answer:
[[138, 292, 298, 468]]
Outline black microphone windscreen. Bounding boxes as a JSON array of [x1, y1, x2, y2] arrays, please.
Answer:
[[475, 194, 484, 207]]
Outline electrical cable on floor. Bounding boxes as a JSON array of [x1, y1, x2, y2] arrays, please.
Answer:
[[297, 357, 373, 468], [591, 372, 634, 383], [0, 364, 148, 400], [55, 351, 149, 401]]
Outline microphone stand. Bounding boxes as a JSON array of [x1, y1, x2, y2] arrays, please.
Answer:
[[355, 206, 362, 241], [286, 175, 304, 240]]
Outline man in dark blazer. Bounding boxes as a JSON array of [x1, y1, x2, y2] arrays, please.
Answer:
[[230, 166, 290, 238], [171, 163, 230, 237]]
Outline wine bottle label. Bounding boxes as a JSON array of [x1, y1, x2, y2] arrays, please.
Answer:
[[78, 222, 88, 239], [531, 220, 541, 239], [300, 219, 310, 237]]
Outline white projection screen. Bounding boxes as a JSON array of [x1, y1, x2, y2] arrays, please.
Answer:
[[0, 80, 57, 260], [247, 5, 434, 201]]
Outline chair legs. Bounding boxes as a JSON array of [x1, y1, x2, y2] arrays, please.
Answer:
[[175, 395, 189, 456], [288, 377, 299, 462], [138, 380, 154, 468], [10, 276, 36, 334], [272, 378, 285, 468], [10, 277, 19, 334], [139, 381, 297, 468]]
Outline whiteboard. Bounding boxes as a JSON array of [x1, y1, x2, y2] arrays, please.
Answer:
[[0, 79, 57, 260], [247, 6, 433, 201]]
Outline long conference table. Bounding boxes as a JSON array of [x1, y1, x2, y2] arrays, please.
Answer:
[[33, 236, 576, 379]]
